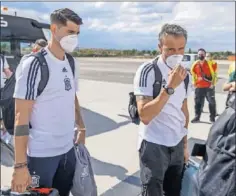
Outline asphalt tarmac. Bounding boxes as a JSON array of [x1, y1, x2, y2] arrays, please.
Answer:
[[1, 58, 232, 195], [78, 58, 229, 94]]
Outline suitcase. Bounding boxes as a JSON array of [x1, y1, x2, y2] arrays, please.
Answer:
[[0, 187, 59, 196], [181, 137, 206, 196], [181, 159, 200, 196]]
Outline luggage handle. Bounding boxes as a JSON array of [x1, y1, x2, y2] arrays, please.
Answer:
[[185, 159, 200, 169]]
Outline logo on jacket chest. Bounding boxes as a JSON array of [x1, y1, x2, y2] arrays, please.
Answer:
[[64, 76, 72, 91], [162, 78, 167, 86]]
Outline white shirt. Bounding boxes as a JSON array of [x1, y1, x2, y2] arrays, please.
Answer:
[[14, 47, 79, 157], [134, 56, 193, 149], [0, 55, 10, 88]]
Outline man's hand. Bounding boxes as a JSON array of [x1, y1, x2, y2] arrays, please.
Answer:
[[11, 167, 32, 193], [209, 84, 214, 89], [168, 65, 187, 89], [75, 130, 86, 145], [4, 68, 13, 79], [184, 148, 189, 164], [229, 82, 236, 92]]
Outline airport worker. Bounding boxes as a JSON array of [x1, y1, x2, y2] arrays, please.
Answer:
[[200, 53, 219, 115], [191, 48, 217, 123], [19, 39, 48, 65]]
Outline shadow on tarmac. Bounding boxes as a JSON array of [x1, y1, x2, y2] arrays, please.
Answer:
[[91, 157, 128, 181], [91, 157, 141, 196], [81, 108, 141, 191], [81, 107, 131, 137]]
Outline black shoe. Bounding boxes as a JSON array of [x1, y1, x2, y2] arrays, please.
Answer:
[[191, 117, 200, 123], [210, 117, 215, 123]]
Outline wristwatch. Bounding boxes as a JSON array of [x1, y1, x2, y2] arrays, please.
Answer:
[[164, 86, 175, 95]]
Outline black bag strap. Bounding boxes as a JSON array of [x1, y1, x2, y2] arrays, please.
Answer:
[[1, 54, 5, 72], [65, 53, 75, 77], [30, 51, 49, 97], [0, 55, 3, 88], [28, 52, 75, 97], [184, 74, 189, 94], [199, 62, 212, 83], [152, 58, 162, 98]]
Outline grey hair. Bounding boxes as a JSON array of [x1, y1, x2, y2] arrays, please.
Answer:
[[158, 24, 188, 43]]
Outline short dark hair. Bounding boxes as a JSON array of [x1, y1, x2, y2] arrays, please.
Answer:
[[50, 8, 83, 26], [198, 48, 206, 54], [35, 39, 47, 47]]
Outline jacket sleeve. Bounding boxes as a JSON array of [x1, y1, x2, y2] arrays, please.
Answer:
[[13, 56, 41, 100], [133, 63, 155, 97]]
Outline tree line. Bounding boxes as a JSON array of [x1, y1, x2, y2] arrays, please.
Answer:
[[72, 48, 235, 60], [1, 42, 234, 60]]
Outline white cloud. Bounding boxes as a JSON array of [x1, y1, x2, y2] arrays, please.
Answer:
[[85, 1, 235, 51], [169, 2, 235, 50], [1, 6, 50, 23], [2, 2, 235, 51], [94, 2, 105, 8]]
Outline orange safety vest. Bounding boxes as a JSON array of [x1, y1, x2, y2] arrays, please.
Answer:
[[191, 60, 217, 86]]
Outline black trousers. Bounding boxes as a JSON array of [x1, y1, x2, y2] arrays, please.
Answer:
[[0, 88, 2, 120], [27, 148, 76, 196], [139, 139, 184, 196], [194, 87, 216, 119]]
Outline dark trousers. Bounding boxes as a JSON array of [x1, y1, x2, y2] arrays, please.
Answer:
[[27, 148, 76, 196], [0, 88, 2, 120], [139, 139, 184, 196], [194, 87, 216, 119]]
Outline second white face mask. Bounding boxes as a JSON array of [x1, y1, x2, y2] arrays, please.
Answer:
[[60, 34, 78, 53], [166, 55, 183, 68]]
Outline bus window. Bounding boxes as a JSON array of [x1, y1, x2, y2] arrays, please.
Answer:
[[0, 41, 11, 55], [20, 41, 34, 56]]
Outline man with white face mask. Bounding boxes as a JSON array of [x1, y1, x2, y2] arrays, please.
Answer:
[[11, 8, 86, 196], [133, 24, 193, 196]]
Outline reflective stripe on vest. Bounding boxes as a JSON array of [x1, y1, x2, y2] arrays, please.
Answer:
[[191, 60, 217, 85], [207, 60, 217, 85]]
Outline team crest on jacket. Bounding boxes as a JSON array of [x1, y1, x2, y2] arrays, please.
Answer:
[[64, 77, 72, 91], [31, 172, 40, 188]]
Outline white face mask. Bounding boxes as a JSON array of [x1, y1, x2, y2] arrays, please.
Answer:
[[60, 34, 78, 53], [166, 54, 183, 68]]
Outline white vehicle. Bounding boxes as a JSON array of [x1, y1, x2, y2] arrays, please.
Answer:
[[182, 53, 198, 71]]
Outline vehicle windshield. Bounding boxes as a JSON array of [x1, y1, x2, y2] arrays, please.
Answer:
[[182, 55, 191, 62], [0, 41, 11, 55], [20, 42, 34, 56]]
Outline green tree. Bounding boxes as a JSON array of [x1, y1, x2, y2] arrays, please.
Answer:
[[188, 48, 192, 54], [131, 49, 137, 56], [152, 50, 157, 56]]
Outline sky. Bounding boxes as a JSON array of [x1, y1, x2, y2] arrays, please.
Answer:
[[1, 1, 235, 52]]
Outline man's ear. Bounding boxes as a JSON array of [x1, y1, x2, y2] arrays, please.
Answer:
[[50, 24, 57, 34], [158, 44, 162, 53]]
